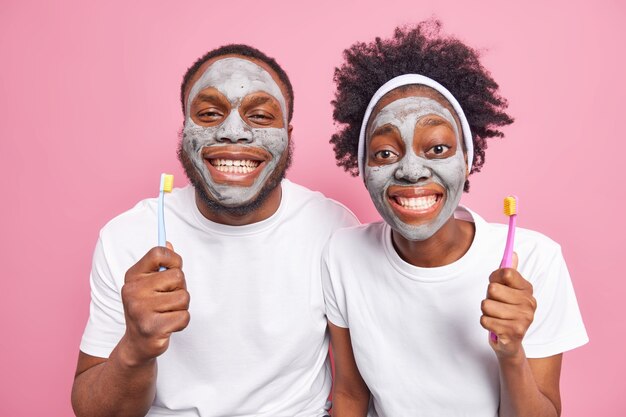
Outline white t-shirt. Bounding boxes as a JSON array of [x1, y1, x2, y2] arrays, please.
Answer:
[[80, 179, 358, 417], [322, 207, 588, 417]]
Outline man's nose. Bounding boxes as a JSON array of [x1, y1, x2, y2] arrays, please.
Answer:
[[216, 111, 253, 143], [394, 155, 432, 183]]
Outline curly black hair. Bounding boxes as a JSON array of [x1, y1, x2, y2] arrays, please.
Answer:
[[180, 44, 294, 122], [330, 19, 513, 191]]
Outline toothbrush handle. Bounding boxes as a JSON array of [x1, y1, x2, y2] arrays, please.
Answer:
[[500, 215, 517, 268], [158, 191, 166, 271], [492, 214, 517, 343]]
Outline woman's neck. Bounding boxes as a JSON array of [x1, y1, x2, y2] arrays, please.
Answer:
[[391, 215, 475, 268]]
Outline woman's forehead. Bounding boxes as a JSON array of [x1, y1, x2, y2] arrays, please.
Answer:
[[373, 85, 454, 115], [368, 84, 461, 132]]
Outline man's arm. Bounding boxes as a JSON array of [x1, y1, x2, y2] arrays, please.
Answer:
[[328, 322, 370, 417], [480, 253, 562, 417], [72, 347, 157, 417], [72, 245, 190, 417]]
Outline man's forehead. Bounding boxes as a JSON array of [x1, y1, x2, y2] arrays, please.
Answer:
[[185, 55, 288, 104]]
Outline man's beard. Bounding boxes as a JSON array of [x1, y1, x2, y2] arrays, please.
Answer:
[[177, 138, 293, 218]]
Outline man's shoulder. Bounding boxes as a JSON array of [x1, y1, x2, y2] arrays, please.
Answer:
[[328, 222, 384, 250], [100, 186, 192, 241], [282, 179, 359, 227]]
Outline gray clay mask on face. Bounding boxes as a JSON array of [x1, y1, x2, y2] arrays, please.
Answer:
[[182, 58, 289, 207], [364, 96, 467, 241]]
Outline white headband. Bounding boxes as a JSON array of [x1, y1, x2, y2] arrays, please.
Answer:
[[357, 74, 473, 178]]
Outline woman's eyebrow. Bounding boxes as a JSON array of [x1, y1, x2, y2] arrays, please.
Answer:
[[372, 124, 398, 136], [417, 116, 448, 127]]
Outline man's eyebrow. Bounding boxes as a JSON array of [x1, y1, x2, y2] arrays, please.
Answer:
[[194, 92, 222, 103], [244, 95, 278, 108]]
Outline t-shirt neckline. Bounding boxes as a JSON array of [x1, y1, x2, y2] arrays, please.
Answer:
[[187, 180, 289, 236], [382, 206, 486, 282]]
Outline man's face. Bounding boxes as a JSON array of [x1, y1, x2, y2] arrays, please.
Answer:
[[364, 86, 468, 241], [179, 56, 291, 214]]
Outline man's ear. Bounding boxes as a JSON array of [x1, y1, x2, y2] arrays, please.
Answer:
[[288, 124, 293, 139]]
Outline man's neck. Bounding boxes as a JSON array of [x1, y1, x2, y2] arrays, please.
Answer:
[[195, 185, 283, 226]]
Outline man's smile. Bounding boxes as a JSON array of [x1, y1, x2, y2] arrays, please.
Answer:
[[210, 158, 261, 174], [202, 145, 270, 186]]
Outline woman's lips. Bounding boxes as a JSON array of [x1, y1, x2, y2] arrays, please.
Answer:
[[387, 185, 445, 223], [201, 146, 270, 186]]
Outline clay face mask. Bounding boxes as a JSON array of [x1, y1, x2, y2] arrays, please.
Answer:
[[182, 58, 289, 207], [364, 96, 467, 241]]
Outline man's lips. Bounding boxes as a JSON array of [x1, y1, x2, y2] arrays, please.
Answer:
[[387, 185, 445, 220], [201, 146, 270, 186]]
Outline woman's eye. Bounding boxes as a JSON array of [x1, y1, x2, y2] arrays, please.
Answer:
[[428, 144, 451, 156], [374, 150, 398, 162]]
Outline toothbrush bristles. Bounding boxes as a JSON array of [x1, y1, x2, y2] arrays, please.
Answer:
[[503, 196, 517, 216], [161, 174, 174, 193]]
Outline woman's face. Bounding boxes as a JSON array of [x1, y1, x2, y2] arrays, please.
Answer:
[[364, 85, 468, 241]]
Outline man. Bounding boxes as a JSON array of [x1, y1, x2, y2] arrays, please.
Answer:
[[72, 44, 358, 417]]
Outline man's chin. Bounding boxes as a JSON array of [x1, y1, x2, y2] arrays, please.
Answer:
[[195, 182, 279, 218], [177, 138, 292, 219]]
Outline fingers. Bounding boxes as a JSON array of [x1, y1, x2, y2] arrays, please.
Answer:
[[159, 310, 191, 334], [153, 268, 187, 292], [488, 267, 532, 292], [482, 253, 536, 356], [481, 297, 535, 321], [485, 281, 536, 307], [153, 289, 191, 313], [479, 316, 529, 344], [129, 309, 191, 344], [126, 246, 183, 279]]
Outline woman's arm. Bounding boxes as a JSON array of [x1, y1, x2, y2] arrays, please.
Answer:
[[328, 321, 370, 417], [481, 253, 562, 417], [498, 352, 562, 417]]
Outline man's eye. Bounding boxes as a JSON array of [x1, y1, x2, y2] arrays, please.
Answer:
[[249, 112, 274, 122], [198, 109, 222, 119]]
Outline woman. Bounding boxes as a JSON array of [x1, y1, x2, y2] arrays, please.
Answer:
[[323, 21, 588, 417]]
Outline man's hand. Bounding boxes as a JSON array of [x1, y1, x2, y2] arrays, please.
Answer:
[[120, 243, 190, 366], [480, 253, 536, 359]]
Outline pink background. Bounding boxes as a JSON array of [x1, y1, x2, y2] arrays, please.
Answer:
[[1, 0, 624, 415]]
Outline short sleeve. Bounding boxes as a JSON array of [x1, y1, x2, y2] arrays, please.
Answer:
[[522, 246, 588, 358], [321, 240, 349, 328], [79, 236, 126, 358]]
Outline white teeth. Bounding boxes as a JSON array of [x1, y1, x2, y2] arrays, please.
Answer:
[[210, 159, 260, 174], [396, 195, 438, 210]]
